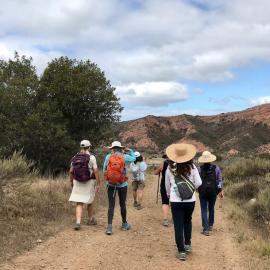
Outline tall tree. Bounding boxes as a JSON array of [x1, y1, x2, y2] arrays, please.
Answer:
[[38, 57, 122, 146], [0, 52, 38, 156]]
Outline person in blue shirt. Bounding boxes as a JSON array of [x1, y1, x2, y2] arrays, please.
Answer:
[[103, 141, 136, 235]]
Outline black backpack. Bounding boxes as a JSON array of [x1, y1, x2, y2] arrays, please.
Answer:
[[174, 174, 195, 201], [199, 165, 217, 197]]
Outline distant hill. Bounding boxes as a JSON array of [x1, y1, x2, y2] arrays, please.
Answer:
[[119, 104, 270, 156]]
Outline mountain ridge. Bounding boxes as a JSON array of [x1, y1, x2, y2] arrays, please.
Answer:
[[119, 104, 270, 155]]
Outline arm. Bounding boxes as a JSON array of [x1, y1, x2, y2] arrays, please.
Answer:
[[69, 166, 74, 187], [165, 168, 171, 197], [90, 156, 101, 192], [154, 161, 163, 175], [123, 148, 136, 164], [193, 166, 202, 189], [103, 154, 110, 174], [216, 166, 224, 198]]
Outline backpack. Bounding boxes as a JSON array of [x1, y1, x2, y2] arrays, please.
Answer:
[[199, 165, 217, 196], [174, 174, 195, 201], [71, 153, 94, 182], [106, 154, 127, 185]]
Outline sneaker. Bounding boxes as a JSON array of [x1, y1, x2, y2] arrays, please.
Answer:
[[162, 219, 169, 227], [209, 225, 213, 231], [86, 217, 97, 225], [105, 224, 113, 235], [177, 252, 186, 261], [121, 222, 131, 231], [73, 223, 81, 231], [136, 204, 144, 210], [201, 230, 210, 236], [184, 245, 192, 253], [133, 201, 138, 207]]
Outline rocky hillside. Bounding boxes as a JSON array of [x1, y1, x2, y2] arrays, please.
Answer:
[[119, 104, 270, 155]]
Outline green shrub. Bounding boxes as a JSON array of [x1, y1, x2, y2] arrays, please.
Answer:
[[223, 157, 270, 183], [229, 181, 259, 201]]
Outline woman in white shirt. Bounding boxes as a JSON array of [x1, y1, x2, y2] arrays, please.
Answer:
[[165, 143, 202, 261]]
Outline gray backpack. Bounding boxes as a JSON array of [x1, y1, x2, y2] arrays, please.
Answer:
[[174, 175, 195, 201]]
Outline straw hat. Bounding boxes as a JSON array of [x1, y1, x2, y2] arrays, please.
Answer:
[[198, 151, 216, 163], [108, 141, 125, 149], [165, 143, 196, 163]]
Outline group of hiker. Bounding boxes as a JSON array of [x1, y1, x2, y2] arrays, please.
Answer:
[[68, 139, 224, 261]]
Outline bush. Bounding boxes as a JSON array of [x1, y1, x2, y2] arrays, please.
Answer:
[[223, 157, 270, 183], [0, 151, 37, 183], [229, 181, 259, 201]]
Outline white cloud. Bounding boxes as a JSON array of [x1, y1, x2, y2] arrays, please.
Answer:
[[1, 0, 270, 118], [251, 96, 270, 106], [116, 81, 188, 107]]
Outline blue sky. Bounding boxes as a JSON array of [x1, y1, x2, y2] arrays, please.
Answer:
[[0, 0, 270, 120]]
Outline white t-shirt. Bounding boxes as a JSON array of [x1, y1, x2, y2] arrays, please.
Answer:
[[130, 161, 147, 181], [165, 165, 202, 202]]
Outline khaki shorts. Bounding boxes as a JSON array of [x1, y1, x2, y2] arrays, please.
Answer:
[[132, 181, 145, 191]]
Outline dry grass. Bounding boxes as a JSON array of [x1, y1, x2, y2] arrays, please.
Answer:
[[0, 177, 72, 262]]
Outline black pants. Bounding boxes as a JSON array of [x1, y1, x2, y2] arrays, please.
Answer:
[[107, 185, 127, 225], [171, 202, 195, 252]]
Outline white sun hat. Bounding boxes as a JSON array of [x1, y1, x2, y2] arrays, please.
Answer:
[[134, 151, 141, 157], [198, 151, 217, 163], [166, 143, 196, 163], [80, 140, 91, 148], [108, 141, 125, 149]]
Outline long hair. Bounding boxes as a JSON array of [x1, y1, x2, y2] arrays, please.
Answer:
[[169, 159, 194, 177]]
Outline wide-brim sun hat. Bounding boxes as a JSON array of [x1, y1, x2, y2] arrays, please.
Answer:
[[108, 141, 125, 149], [134, 151, 141, 157], [166, 143, 197, 163], [198, 151, 216, 163], [80, 139, 91, 147]]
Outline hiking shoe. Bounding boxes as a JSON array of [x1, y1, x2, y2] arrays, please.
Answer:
[[121, 222, 131, 231], [176, 252, 186, 261], [184, 245, 192, 253], [73, 223, 81, 231], [201, 230, 210, 236], [105, 224, 113, 235], [133, 201, 139, 207], [136, 204, 144, 210], [209, 225, 213, 231], [162, 219, 169, 227], [86, 217, 97, 225]]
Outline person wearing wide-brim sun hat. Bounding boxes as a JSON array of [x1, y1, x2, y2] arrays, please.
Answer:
[[165, 143, 202, 261], [103, 141, 136, 235], [198, 151, 224, 236]]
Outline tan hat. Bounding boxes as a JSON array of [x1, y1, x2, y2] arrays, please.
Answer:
[[198, 151, 216, 163], [108, 141, 125, 149], [165, 143, 197, 163]]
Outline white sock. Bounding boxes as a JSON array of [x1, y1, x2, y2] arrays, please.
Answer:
[[76, 219, 81, 224]]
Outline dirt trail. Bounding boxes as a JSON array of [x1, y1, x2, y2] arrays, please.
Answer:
[[1, 175, 249, 270]]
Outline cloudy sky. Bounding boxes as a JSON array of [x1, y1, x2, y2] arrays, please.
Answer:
[[1, 0, 270, 120]]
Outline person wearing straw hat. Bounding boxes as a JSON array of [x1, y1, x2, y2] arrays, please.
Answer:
[[165, 143, 202, 261], [103, 141, 136, 235], [198, 151, 224, 236]]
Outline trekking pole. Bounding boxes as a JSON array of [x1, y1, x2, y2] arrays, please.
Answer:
[[156, 173, 160, 204]]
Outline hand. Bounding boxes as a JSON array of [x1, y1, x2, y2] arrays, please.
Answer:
[[219, 191, 224, 199], [70, 181, 74, 188], [96, 185, 100, 193]]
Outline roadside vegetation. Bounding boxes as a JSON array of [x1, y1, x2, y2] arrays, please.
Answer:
[[0, 152, 108, 263], [223, 156, 270, 256]]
